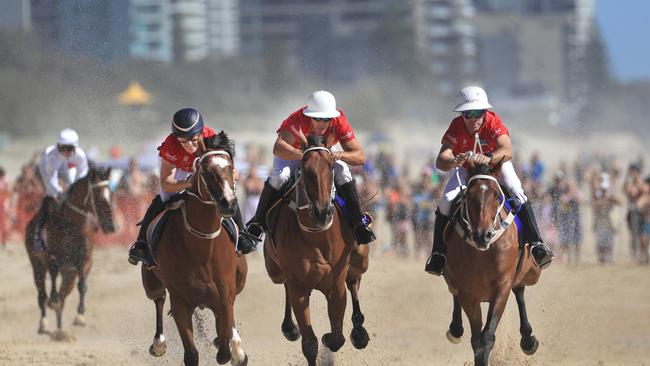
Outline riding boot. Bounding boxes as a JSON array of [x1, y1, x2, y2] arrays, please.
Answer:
[[233, 199, 261, 255], [32, 196, 54, 253], [518, 201, 554, 269], [128, 195, 165, 265], [424, 210, 450, 276], [245, 181, 280, 240], [337, 180, 376, 245]]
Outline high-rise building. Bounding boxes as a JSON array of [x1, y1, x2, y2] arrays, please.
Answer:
[[0, 0, 31, 32], [207, 0, 239, 58], [130, 0, 173, 62]]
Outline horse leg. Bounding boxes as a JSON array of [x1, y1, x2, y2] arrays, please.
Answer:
[[52, 268, 77, 330], [169, 294, 199, 366], [281, 283, 300, 341], [47, 258, 59, 310], [73, 268, 87, 326], [229, 326, 248, 366], [142, 266, 167, 357], [213, 297, 234, 365], [322, 282, 346, 352], [513, 286, 539, 355], [458, 295, 485, 366], [346, 273, 369, 349], [446, 295, 464, 344], [475, 289, 510, 366], [31, 256, 49, 334], [288, 285, 318, 366]]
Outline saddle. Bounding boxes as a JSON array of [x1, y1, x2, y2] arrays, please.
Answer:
[[145, 199, 239, 267]]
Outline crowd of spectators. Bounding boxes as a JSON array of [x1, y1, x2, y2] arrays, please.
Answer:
[[1, 143, 649, 267]]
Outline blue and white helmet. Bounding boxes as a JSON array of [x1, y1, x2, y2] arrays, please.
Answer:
[[172, 108, 204, 138]]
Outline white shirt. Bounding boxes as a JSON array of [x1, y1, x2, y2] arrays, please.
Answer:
[[38, 145, 89, 198]]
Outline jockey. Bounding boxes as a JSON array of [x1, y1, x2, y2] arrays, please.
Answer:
[[245, 90, 376, 244], [424, 86, 554, 275], [127, 108, 260, 266], [33, 128, 89, 251]]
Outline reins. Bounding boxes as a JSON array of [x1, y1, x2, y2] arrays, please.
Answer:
[[64, 179, 110, 219]]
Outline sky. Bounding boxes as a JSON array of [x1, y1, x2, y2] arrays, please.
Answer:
[[596, 0, 650, 81]]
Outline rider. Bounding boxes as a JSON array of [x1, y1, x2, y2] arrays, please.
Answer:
[[245, 90, 376, 244], [127, 108, 260, 265], [424, 86, 554, 275], [33, 128, 89, 251]]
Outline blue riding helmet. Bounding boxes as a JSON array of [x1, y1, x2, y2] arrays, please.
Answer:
[[172, 108, 204, 138]]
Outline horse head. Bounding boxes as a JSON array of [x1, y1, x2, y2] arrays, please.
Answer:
[[462, 158, 505, 250], [196, 131, 237, 218], [300, 135, 335, 227], [67, 162, 116, 233]]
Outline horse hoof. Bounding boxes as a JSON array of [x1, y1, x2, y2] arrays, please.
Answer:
[[321, 333, 345, 352], [149, 342, 167, 357], [350, 326, 369, 349], [232, 353, 248, 366], [281, 320, 300, 342], [216, 346, 231, 365], [73, 314, 86, 327], [38, 319, 49, 334], [521, 336, 539, 355], [446, 330, 462, 344]]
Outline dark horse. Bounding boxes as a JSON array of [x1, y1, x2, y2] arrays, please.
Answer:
[[141, 132, 248, 366], [25, 164, 116, 334], [264, 135, 370, 366], [442, 160, 542, 366]]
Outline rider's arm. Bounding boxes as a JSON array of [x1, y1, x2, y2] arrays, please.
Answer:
[[337, 138, 365, 166], [273, 130, 303, 161], [159, 158, 192, 193], [488, 135, 513, 165], [436, 144, 467, 172], [39, 153, 63, 197], [72, 149, 89, 181]]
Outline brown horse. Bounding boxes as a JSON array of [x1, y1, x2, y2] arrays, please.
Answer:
[[24, 164, 116, 334], [141, 132, 248, 366], [442, 160, 541, 366], [264, 135, 370, 366]]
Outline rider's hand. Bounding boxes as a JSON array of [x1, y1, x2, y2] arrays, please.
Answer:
[[332, 151, 343, 161], [473, 154, 491, 165], [453, 152, 469, 167]]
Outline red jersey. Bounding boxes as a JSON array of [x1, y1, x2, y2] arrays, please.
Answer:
[[158, 127, 216, 172], [441, 111, 509, 156], [277, 107, 355, 149]]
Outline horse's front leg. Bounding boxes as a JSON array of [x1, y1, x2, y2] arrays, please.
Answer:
[[322, 281, 346, 352], [169, 293, 199, 366], [73, 267, 87, 326], [476, 288, 510, 366], [458, 294, 484, 366], [513, 286, 539, 355], [288, 284, 318, 366], [47, 257, 59, 310], [281, 283, 300, 341], [446, 295, 464, 343], [346, 273, 369, 349], [30, 256, 49, 334], [213, 286, 235, 365]]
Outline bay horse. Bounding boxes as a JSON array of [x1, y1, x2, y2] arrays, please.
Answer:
[[264, 135, 370, 366], [442, 160, 542, 366], [24, 164, 116, 334], [140, 132, 248, 366]]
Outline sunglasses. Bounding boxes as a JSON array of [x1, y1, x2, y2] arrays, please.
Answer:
[[313, 117, 332, 123], [57, 145, 75, 153], [460, 109, 486, 119], [178, 135, 200, 144]]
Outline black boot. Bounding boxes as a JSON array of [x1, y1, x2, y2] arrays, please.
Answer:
[[245, 181, 280, 240], [32, 196, 54, 253], [424, 210, 450, 276], [128, 195, 165, 265], [337, 180, 376, 244], [233, 199, 261, 255], [518, 201, 553, 269]]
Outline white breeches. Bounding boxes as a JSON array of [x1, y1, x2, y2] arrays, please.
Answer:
[[269, 156, 353, 190], [160, 169, 193, 202], [438, 161, 527, 216]]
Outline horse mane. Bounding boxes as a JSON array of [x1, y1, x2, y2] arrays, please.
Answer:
[[468, 162, 493, 177], [307, 135, 325, 148], [205, 130, 235, 158]]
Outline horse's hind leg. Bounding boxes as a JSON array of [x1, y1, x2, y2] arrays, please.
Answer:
[[513, 286, 539, 355], [74, 242, 93, 326], [346, 273, 369, 349], [446, 295, 464, 343], [30, 256, 49, 334], [142, 266, 167, 357], [281, 283, 300, 341]]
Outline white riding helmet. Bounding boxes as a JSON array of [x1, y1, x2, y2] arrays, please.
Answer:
[[57, 128, 80, 146], [303, 90, 341, 119], [453, 86, 493, 112]]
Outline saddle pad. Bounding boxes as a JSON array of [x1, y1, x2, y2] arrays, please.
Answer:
[[146, 202, 183, 257]]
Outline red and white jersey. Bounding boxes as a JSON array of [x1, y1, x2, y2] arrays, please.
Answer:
[[277, 107, 356, 149], [441, 111, 509, 156], [158, 127, 216, 172]]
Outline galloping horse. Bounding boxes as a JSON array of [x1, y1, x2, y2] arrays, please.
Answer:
[[264, 135, 370, 366], [24, 164, 116, 334], [442, 160, 541, 366], [141, 132, 248, 366]]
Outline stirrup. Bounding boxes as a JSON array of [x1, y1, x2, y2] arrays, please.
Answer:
[[353, 224, 376, 245], [530, 242, 553, 269], [425, 253, 446, 276], [128, 241, 148, 266]]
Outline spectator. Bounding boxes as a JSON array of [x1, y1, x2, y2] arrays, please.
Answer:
[[624, 164, 644, 260], [242, 165, 264, 223], [636, 176, 650, 265], [591, 172, 621, 264], [0, 167, 11, 246]]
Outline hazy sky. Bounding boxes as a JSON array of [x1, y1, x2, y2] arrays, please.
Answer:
[[596, 0, 650, 81]]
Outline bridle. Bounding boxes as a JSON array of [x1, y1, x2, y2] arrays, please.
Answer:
[[65, 179, 110, 219], [182, 150, 233, 239], [288, 146, 336, 233]]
